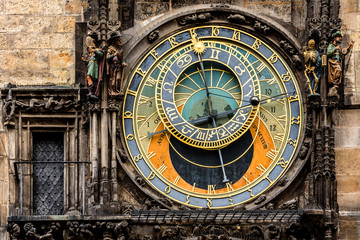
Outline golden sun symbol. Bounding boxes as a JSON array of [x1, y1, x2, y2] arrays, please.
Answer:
[[191, 36, 206, 55]]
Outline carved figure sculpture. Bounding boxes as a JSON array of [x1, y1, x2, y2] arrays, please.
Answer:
[[82, 36, 105, 96], [107, 33, 127, 96], [303, 39, 321, 94], [327, 30, 354, 96]]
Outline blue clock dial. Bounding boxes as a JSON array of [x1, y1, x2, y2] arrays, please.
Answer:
[[122, 26, 303, 209]]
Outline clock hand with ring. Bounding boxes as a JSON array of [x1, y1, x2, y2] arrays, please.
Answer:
[[197, 52, 230, 183], [147, 91, 294, 138]]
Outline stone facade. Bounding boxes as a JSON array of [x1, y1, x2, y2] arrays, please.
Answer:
[[0, 0, 83, 86], [0, 0, 359, 239]]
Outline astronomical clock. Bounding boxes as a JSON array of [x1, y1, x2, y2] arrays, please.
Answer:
[[122, 25, 303, 209]]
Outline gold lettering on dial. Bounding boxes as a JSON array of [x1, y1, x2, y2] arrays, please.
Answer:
[[248, 189, 254, 197], [266, 149, 277, 161], [252, 39, 262, 50], [145, 77, 157, 87], [147, 171, 155, 180], [210, 49, 221, 59], [232, 30, 241, 41], [174, 176, 180, 185], [186, 195, 190, 204], [208, 185, 216, 195], [256, 163, 266, 173], [165, 107, 178, 121], [229, 196, 234, 205], [133, 154, 143, 162], [291, 116, 301, 125], [147, 151, 156, 159], [164, 186, 171, 194], [158, 164, 167, 174], [192, 183, 196, 192], [243, 175, 251, 184], [207, 198, 213, 208], [226, 182, 234, 192]]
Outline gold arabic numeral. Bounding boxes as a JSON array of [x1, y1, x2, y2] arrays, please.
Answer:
[[234, 63, 246, 76], [137, 67, 147, 77], [277, 158, 288, 168], [291, 116, 301, 125], [145, 77, 157, 87], [164, 185, 171, 194], [243, 175, 251, 184], [126, 134, 134, 141], [281, 72, 291, 82], [147, 151, 156, 159], [165, 107, 179, 121], [123, 111, 133, 118], [252, 39, 262, 50], [229, 196, 234, 205], [266, 78, 277, 85], [207, 185, 216, 195], [256, 63, 266, 73], [207, 198, 213, 208], [186, 195, 190, 204], [133, 154, 143, 162], [210, 49, 221, 60], [226, 182, 234, 192], [232, 30, 241, 41], [269, 53, 278, 63], [288, 95, 299, 103], [158, 164, 167, 174], [266, 149, 278, 161], [139, 95, 150, 105], [147, 171, 156, 180], [169, 36, 178, 47], [274, 132, 285, 142], [192, 182, 196, 192], [174, 176, 180, 185], [248, 189, 254, 197], [212, 27, 220, 36], [256, 163, 266, 173], [288, 138, 297, 147]]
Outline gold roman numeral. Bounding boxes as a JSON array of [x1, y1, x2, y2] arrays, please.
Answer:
[[256, 163, 266, 173], [208, 185, 216, 194], [158, 164, 167, 174], [266, 149, 277, 161], [226, 182, 234, 192]]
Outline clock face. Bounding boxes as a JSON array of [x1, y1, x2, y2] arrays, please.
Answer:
[[123, 26, 303, 208]]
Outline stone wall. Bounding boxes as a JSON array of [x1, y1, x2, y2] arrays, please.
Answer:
[[341, 0, 360, 105], [337, 0, 360, 239], [134, 0, 305, 27], [0, 0, 83, 86]]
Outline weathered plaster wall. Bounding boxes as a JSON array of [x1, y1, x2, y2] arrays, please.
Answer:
[[0, 0, 83, 86], [337, 0, 360, 239]]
